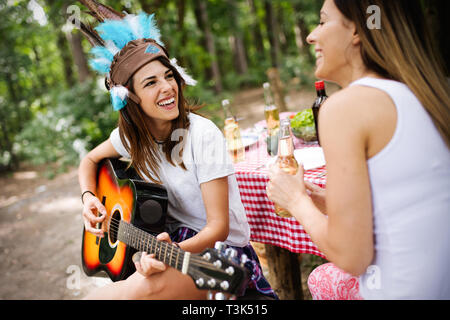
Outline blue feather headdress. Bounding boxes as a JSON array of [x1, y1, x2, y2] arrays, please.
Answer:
[[84, 11, 196, 111]]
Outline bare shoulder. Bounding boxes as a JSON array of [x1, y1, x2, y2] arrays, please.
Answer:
[[319, 84, 397, 157], [321, 85, 393, 115]]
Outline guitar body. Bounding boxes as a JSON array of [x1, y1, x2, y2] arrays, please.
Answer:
[[81, 158, 168, 281], [81, 159, 249, 297]]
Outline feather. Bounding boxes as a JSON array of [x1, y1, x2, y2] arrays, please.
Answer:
[[79, 21, 104, 46], [104, 40, 120, 56], [124, 14, 142, 39], [110, 85, 129, 111], [89, 57, 111, 74], [78, 0, 124, 22], [95, 20, 135, 49], [79, 5, 197, 99], [170, 58, 197, 86], [96, 1, 124, 20], [146, 13, 163, 46], [91, 46, 114, 61]]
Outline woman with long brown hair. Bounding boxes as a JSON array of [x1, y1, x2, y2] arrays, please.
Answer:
[[77, 8, 276, 300], [267, 0, 449, 299]]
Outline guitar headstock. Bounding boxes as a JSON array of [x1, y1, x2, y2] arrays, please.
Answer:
[[187, 241, 250, 298]]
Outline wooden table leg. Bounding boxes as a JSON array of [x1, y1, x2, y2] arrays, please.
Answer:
[[264, 243, 304, 300]]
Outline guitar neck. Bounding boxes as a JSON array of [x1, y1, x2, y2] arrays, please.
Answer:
[[117, 220, 190, 274]]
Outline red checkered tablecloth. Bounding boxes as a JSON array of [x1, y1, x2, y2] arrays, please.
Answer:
[[234, 120, 327, 259]]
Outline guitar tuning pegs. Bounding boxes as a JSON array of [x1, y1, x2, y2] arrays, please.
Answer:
[[213, 260, 222, 268], [225, 266, 235, 275], [202, 252, 211, 261], [207, 290, 214, 300], [214, 241, 227, 252], [225, 248, 238, 260], [240, 254, 249, 266], [215, 292, 226, 300], [207, 279, 216, 288], [195, 278, 205, 287], [220, 281, 229, 291]]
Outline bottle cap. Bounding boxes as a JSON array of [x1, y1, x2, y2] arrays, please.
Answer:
[[315, 81, 325, 91]]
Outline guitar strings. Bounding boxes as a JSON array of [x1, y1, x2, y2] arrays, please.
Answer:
[[106, 218, 230, 271], [93, 215, 235, 294], [99, 216, 233, 272], [105, 217, 181, 265], [104, 217, 209, 269]]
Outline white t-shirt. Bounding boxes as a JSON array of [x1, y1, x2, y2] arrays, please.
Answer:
[[109, 112, 250, 247], [352, 78, 450, 299]]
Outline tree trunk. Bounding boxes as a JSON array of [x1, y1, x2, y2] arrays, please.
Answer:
[[1, 72, 21, 170], [57, 31, 76, 87], [50, 2, 76, 88], [68, 31, 91, 83], [176, 0, 187, 67], [292, 1, 314, 63], [264, 0, 280, 68], [139, 0, 169, 35], [139, 0, 165, 14], [267, 68, 288, 112], [248, 0, 265, 56], [227, 0, 248, 75], [31, 43, 49, 94], [0, 116, 18, 171], [265, 244, 304, 300], [276, 3, 289, 55], [193, 0, 223, 93]]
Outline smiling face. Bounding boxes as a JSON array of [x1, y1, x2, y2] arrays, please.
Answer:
[[132, 59, 179, 128], [306, 0, 360, 84]]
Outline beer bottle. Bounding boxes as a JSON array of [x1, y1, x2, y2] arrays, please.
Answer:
[[312, 81, 328, 144], [274, 119, 299, 218], [263, 82, 280, 156], [222, 99, 245, 163]]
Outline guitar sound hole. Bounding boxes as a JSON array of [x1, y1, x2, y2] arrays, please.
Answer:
[[109, 210, 121, 244]]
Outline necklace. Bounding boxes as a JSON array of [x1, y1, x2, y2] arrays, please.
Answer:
[[152, 134, 167, 145]]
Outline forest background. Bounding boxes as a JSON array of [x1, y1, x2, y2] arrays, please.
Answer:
[[1, 0, 448, 176]]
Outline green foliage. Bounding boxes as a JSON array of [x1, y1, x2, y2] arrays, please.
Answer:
[[0, 0, 326, 175], [15, 79, 116, 175]]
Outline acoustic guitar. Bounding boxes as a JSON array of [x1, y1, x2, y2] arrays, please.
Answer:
[[81, 158, 249, 296]]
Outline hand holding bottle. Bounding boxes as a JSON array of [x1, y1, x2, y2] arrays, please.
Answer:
[[267, 162, 308, 217], [271, 119, 299, 217]]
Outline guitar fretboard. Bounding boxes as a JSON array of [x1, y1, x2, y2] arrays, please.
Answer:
[[117, 220, 187, 272]]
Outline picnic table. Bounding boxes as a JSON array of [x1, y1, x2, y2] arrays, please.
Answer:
[[233, 112, 327, 299]]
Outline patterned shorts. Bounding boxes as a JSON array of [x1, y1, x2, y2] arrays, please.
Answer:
[[307, 262, 363, 300], [170, 227, 278, 300]]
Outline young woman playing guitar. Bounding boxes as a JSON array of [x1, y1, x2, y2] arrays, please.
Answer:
[[77, 4, 276, 300]]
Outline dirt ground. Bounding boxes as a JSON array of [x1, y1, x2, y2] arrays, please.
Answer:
[[0, 85, 334, 300]]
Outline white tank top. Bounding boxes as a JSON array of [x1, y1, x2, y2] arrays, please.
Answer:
[[351, 78, 450, 299]]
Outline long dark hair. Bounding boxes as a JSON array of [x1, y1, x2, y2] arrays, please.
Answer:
[[334, 0, 450, 148], [118, 56, 192, 183]]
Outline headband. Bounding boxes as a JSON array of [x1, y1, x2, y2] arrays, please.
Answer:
[[87, 12, 196, 111]]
